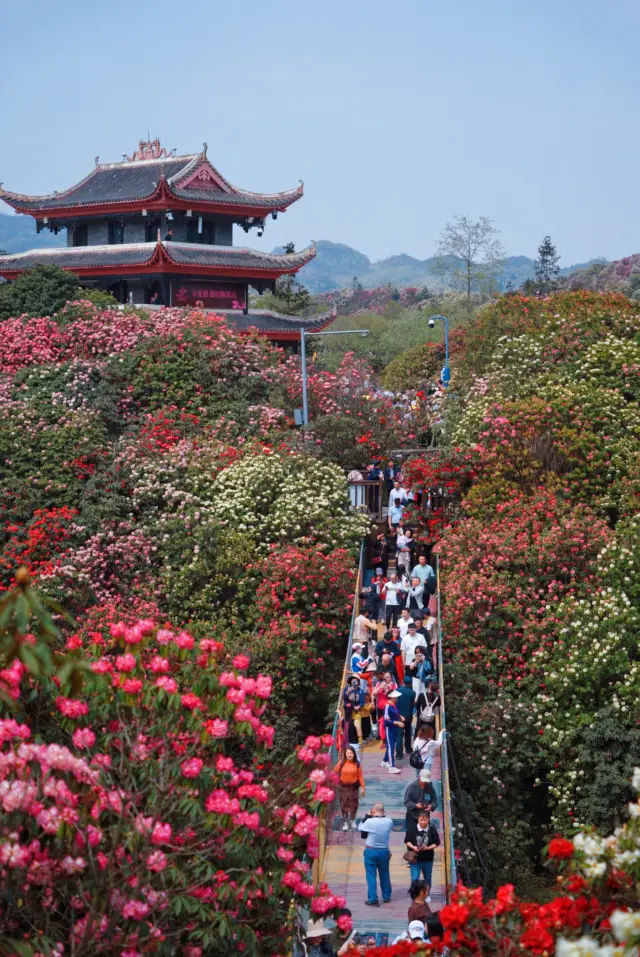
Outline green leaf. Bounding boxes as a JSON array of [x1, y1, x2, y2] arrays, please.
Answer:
[[0, 940, 35, 957], [56, 660, 76, 688], [15, 593, 30, 633], [18, 644, 42, 677], [0, 599, 15, 630]]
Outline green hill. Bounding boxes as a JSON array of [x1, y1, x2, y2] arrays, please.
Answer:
[[0, 212, 65, 255], [295, 239, 602, 293]]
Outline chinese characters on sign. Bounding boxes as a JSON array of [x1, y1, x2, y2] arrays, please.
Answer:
[[174, 282, 247, 310]]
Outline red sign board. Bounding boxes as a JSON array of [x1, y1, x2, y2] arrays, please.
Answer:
[[174, 281, 247, 310]]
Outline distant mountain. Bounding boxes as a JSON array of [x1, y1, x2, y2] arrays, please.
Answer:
[[295, 240, 601, 294], [0, 213, 65, 254], [0, 214, 607, 295]]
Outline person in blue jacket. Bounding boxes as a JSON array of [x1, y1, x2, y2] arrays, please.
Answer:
[[381, 689, 404, 773]]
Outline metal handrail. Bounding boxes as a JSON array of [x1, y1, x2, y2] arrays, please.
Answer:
[[436, 555, 457, 899], [312, 539, 365, 886]]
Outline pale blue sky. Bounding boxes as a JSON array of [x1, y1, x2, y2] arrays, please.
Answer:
[[1, 0, 638, 265]]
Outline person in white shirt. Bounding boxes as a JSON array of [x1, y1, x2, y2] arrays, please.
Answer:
[[383, 572, 403, 628], [412, 728, 445, 779], [398, 609, 414, 640], [389, 480, 409, 504], [401, 623, 423, 668], [405, 577, 425, 617]]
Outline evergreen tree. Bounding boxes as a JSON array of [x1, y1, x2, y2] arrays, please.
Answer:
[[0, 264, 81, 321], [272, 242, 311, 315], [534, 235, 561, 285]]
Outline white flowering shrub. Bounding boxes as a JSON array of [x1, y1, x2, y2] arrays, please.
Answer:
[[449, 335, 548, 447], [562, 336, 640, 401], [208, 451, 370, 551], [534, 517, 640, 831]]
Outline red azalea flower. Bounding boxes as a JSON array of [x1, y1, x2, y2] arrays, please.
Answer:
[[548, 837, 574, 860]]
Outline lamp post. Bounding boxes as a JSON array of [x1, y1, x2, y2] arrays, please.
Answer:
[[428, 314, 450, 387], [299, 328, 369, 426]]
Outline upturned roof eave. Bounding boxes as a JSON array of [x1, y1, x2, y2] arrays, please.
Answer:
[[0, 158, 304, 216], [0, 240, 317, 278]]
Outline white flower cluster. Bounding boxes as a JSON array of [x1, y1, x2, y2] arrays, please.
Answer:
[[565, 336, 640, 391], [533, 524, 640, 827], [209, 452, 370, 551], [556, 772, 640, 956]]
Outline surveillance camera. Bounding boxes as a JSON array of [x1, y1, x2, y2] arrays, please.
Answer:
[[428, 318, 435, 328]]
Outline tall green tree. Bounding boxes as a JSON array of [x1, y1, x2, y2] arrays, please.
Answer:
[[271, 242, 312, 315], [534, 235, 561, 285], [0, 264, 80, 321], [434, 215, 505, 319]]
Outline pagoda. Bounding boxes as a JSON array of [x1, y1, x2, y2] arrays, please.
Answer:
[[0, 139, 333, 344]]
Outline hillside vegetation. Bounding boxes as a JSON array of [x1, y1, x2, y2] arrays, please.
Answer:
[[406, 291, 640, 894], [0, 282, 639, 955]]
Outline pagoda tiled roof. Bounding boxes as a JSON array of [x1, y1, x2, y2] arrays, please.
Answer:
[[162, 242, 314, 271], [0, 149, 303, 215], [221, 308, 336, 334], [0, 241, 316, 276], [0, 244, 157, 270]]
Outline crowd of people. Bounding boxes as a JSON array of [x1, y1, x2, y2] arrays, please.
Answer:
[[302, 472, 447, 954]]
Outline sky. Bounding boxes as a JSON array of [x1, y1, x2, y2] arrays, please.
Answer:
[[1, 0, 639, 266]]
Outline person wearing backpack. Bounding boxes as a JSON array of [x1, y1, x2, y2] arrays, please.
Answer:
[[404, 810, 440, 900], [415, 682, 440, 737], [410, 727, 445, 779]]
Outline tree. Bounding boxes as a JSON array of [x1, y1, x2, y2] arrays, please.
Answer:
[[534, 235, 561, 286], [434, 215, 505, 318], [0, 263, 80, 321], [271, 241, 312, 315]]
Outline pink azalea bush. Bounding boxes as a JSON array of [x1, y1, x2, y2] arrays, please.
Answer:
[[0, 575, 347, 956]]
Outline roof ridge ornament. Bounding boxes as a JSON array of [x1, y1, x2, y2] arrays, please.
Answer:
[[126, 138, 171, 162]]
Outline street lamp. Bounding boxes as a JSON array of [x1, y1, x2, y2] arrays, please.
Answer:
[[299, 328, 369, 426], [428, 314, 451, 387]]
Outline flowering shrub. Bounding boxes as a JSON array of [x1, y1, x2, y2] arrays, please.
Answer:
[[0, 575, 349, 955], [209, 450, 369, 551], [400, 291, 640, 892], [439, 490, 611, 682], [247, 544, 356, 631], [534, 515, 640, 831]]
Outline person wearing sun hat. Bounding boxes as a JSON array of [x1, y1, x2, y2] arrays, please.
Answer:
[[303, 918, 334, 956], [381, 689, 405, 773]]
